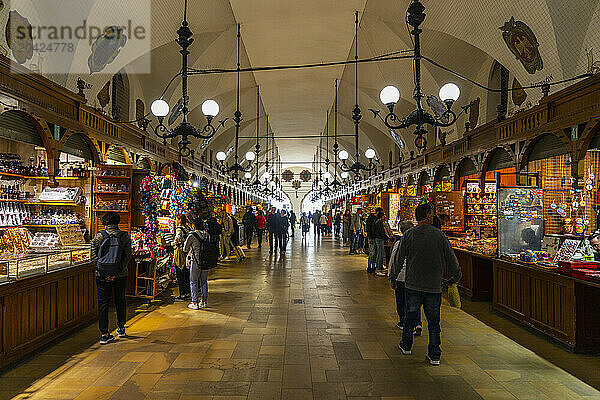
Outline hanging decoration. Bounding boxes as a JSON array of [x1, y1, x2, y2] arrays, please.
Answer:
[[300, 170, 312, 182], [282, 169, 294, 182], [140, 175, 160, 257]]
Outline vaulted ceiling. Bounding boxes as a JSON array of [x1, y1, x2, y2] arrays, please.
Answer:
[[2, 0, 600, 191]]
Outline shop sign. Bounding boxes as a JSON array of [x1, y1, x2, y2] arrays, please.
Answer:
[[466, 182, 480, 193], [351, 196, 360, 205], [423, 184, 433, 194], [484, 182, 497, 193], [406, 185, 417, 196]]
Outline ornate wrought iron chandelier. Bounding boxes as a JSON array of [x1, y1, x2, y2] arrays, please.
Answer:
[[215, 25, 255, 179], [373, 0, 463, 151], [339, 12, 377, 176], [150, 0, 227, 158]]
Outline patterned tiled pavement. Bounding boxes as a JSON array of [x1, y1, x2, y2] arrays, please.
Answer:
[[2, 233, 600, 400]]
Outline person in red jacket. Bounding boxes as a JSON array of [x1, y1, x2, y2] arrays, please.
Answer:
[[256, 209, 267, 248], [326, 213, 333, 235]]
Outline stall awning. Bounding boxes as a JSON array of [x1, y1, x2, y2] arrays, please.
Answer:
[[457, 158, 477, 177], [487, 148, 514, 171], [62, 134, 94, 160], [0, 111, 44, 146], [528, 134, 569, 161]]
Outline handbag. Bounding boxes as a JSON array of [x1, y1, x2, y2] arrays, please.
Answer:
[[447, 284, 461, 309], [173, 227, 188, 268]]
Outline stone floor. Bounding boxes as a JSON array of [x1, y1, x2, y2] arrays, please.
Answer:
[[2, 232, 600, 400]]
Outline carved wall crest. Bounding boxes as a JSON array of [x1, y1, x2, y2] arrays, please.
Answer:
[[500, 17, 543, 74]]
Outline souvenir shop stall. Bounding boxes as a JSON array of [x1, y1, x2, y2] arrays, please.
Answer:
[[0, 121, 99, 369], [131, 164, 215, 300], [488, 134, 600, 352], [442, 151, 517, 301], [398, 175, 422, 224]]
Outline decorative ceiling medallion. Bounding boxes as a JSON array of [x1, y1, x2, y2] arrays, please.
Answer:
[[292, 180, 301, 190], [6, 10, 33, 64], [88, 26, 127, 74], [282, 169, 294, 182], [500, 17, 543, 74], [299, 170, 312, 182]]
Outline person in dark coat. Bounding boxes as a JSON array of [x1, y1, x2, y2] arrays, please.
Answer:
[[242, 206, 257, 249], [266, 207, 278, 254], [277, 210, 290, 254], [289, 210, 297, 237]]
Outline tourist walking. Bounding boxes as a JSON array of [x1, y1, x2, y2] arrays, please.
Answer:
[[349, 208, 362, 254], [256, 209, 266, 248], [173, 214, 190, 301], [342, 209, 351, 245], [334, 212, 341, 236], [374, 211, 392, 276], [365, 207, 382, 273], [319, 212, 328, 235], [267, 207, 278, 254], [393, 203, 462, 365], [277, 210, 289, 253], [242, 206, 257, 249], [300, 212, 310, 239], [185, 217, 221, 310], [312, 210, 321, 237], [92, 211, 133, 344], [220, 209, 234, 258], [289, 210, 296, 237], [389, 220, 422, 334]]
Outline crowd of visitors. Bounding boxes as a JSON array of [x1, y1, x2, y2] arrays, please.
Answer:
[[93, 203, 461, 365]]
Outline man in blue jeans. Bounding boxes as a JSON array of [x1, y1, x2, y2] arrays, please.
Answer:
[[394, 203, 461, 365]]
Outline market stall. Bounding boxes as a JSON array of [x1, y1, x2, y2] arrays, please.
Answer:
[[0, 116, 97, 369]]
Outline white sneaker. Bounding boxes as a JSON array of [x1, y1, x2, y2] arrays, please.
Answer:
[[375, 270, 387, 277], [188, 302, 199, 310], [199, 301, 206, 308]]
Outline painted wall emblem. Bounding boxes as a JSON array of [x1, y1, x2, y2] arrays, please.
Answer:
[[500, 17, 543, 74], [512, 78, 527, 106], [5, 10, 33, 64], [282, 170, 294, 182], [299, 170, 312, 182], [88, 26, 127, 74]]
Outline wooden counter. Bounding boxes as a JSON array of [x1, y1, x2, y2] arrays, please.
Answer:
[[493, 259, 600, 352], [451, 248, 494, 301], [0, 262, 97, 369]]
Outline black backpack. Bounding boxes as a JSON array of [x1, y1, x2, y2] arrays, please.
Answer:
[[96, 231, 126, 278]]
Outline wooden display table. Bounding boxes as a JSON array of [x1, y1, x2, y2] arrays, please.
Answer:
[[0, 262, 97, 369], [450, 248, 494, 301], [493, 259, 600, 352]]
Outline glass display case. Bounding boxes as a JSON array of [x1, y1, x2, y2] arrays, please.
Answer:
[[0, 246, 91, 282], [497, 187, 544, 259], [450, 237, 497, 257]]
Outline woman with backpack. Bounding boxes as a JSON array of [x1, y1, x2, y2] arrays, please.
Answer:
[[172, 214, 190, 302], [184, 217, 222, 309]]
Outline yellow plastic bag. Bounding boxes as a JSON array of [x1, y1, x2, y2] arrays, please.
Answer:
[[447, 284, 461, 309]]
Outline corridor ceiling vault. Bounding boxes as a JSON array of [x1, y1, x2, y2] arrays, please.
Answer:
[[2, 0, 600, 193]]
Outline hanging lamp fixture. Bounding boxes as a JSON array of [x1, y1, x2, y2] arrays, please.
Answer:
[[339, 11, 377, 176], [215, 24, 255, 179], [373, 0, 464, 151], [150, 0, 227, 158]]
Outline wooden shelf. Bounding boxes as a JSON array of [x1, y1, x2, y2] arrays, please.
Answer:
[[0, 172, 48, 180], [94, 175, 130, 180], [0, 200, 81, 206], [93, 209, 129, 213], [93, 191, 129, 195], [22, 224, 83, 228]]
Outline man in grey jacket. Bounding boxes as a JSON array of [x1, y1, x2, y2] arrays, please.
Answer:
[[394, 203, 461, 365], [91, 211, 132, 345]]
